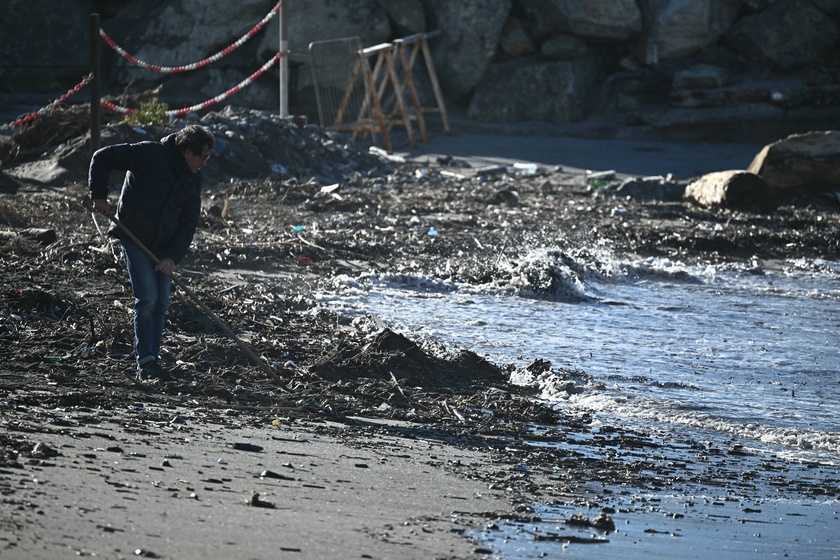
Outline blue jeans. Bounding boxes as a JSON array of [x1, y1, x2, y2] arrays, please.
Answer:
[[121, 239, 172, 366]]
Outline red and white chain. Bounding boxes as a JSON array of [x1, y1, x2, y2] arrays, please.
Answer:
[[101, 52, 282, 116], [2, 1, 284, 130], [1, 74, 93, 131], [100, 1, 280, 74]]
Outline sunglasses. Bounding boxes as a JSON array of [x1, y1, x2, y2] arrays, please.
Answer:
[[192, 148, 212, 161]]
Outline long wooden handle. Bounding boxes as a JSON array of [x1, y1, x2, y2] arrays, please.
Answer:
[[103, 211, 286, 386]]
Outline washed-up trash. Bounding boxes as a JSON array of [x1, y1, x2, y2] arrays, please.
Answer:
[[565, 512, 616, 532], [512, 162, 538, 175], [248, 492, 276, 508], [586, 169, 616, 188], [369, 146, 405, 163], [270, 162, 288, 179], [427, 226, 438, 236], [476, 164, 507, 177], [261, 469, 295, 480]]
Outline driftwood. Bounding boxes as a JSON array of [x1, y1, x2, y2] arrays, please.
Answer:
[[0, 227, 57, 245]]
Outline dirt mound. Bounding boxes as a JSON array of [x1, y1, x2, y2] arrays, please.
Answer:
[[311, 328, 505, 387]]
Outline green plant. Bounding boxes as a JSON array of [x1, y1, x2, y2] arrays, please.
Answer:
[[125, 98, 168, 126]]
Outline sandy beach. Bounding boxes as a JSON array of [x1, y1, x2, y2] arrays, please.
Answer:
[[2, 111, 838, 559], [3, 403, 515, 559]]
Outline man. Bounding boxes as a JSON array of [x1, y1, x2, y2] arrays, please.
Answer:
[[88, 124, 215, 382]]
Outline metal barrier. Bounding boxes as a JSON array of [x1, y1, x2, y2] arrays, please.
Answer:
[[309, 31, 449, 152], [309, 37, 392, 151]]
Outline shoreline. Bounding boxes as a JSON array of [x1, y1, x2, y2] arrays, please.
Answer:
[[5, 387, 837, 559], [2, 110, 838, 559]]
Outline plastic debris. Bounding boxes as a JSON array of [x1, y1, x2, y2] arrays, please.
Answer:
[[512, 162, 538, 175]]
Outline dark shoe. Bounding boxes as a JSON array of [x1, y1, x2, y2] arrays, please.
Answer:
[[136, 360, 171, 383]]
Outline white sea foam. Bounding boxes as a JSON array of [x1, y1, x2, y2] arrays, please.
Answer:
[[314, 244, 840, 470], [558, 390, 840, 458]]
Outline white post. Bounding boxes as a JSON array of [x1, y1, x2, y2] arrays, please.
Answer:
[[279, 0, 288, 117]]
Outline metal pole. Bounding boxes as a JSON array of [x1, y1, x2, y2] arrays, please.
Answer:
[[279, 0, 288, 117], [89, 13, 101, 155]]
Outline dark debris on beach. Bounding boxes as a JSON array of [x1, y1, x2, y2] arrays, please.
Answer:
[[2, 107, 839, 531]]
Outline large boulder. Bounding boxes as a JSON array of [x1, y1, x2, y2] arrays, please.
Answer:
[[684, 170, 778, 212], [541, 34, 589, 60], [724, 0, 840, 72], [518, 0, 642, 42], [105, 1, 392, 111], [0, 0, 89, 91], [104, 0, 276, 108], [468, 56, 602, 124], [636, 0, 741, 63], [107, 0, 269, 83], [498, 16, 538, 58], [748, 131, 840, 195], [812, 0, 840, 15], [257, 0, 391, 65], [374, 0, 427, 35], [423, 0, 511, 104]]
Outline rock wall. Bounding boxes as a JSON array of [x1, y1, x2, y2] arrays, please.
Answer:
[[1, 0, 839, 143]]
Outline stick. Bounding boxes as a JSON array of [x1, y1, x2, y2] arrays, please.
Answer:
[[87, 201, 287, 386]]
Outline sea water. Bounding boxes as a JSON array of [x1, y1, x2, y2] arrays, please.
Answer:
[[317, 249, 840, 559]]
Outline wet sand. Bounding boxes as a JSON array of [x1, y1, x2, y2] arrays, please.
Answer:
[[3, 405, 509, 559]]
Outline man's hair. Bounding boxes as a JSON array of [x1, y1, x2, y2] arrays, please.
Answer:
[[173, 124, 215, 154]]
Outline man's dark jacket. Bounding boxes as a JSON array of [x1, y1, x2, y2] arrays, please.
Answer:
[[88, 134, 202, 264]]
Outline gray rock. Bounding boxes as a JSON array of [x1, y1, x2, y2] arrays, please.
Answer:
[[541, 35, 588, 61], [107, 0, 269, 84], [424, 0, 512, 104], [748, 131, 840, 194], [724, 0, 840, 72], [684, 170, 778, 212], [468, 56, 602, 124], [0, 0, 89, 91], [812, 0, 840, 15], [672, 64, 729, 91], [258, 0, 391, 65], [636, 0, 741, 63], [498, 17, 538, 58], [519, 0, 642, 42], [103, 0, 275, 109], [375, 0, 427, 35], [2, 0, 838, 142]]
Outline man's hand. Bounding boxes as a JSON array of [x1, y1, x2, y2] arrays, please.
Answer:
[[91, 199, 112, 217], [156, 258, 176, 276]]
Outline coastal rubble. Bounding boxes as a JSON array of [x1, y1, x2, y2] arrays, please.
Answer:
[[1, 107, 839, 557]]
